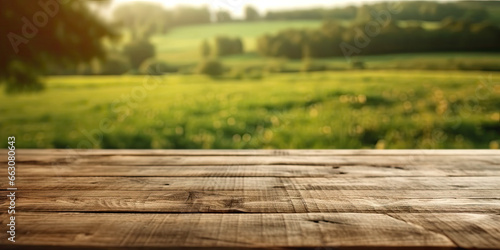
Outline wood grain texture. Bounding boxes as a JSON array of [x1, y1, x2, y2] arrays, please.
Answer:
[[0, 149, 499, 249], [10, 154, 500, 167], [3, 190, 499, 213], [389, 213, 500, 249], [6, 164, 500, 177], [0, 212, 456, 248], [3, 176, 499, 190]]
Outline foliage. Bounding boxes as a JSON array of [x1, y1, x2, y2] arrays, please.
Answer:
[[172, 6, 211, 26], [214, 36, 244, 57], [257, 19, 500, 59], [151, 20, 321, 64], [4, 60, 44, 93], [393, 1, 489, 22], [113, 2, 170, 38], [0, 0, 117, 91], [200, 39, 211, 58], [113, 3, 211, 37], [123, 40, 156, 69], [263, 1, 493, 23], [351, 60, 365, 70], [197, 60, 224, 76], [140, 59, 177, 75], [245, 6, 260, 21], [216, 10, 232, 23], [266, 7, 357, 20]]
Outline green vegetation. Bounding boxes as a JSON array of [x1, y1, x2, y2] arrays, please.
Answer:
[[122, 40, 156, 70], [245, 6, 261, 21], [1, 0, 116, 91], [257, 19, 500, 59], [213, 36, 244, 57], [1, 71, 498, 149], [264, 1, 496, 23], [113, 2, 211, 36], [1, 1, 499, 150], [196, 60, 224, 76], [152, 20, 322, 63], [3, 1, 500, 90], [100, 53, 131, 76]]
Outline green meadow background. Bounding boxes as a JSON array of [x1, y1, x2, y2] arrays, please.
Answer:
[[1, 70, 499, 149], [1, 2, 499, 149]]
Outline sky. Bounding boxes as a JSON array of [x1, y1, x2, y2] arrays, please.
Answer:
[[109, 0, 454, 17]]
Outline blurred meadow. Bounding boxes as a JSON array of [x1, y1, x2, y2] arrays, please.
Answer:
[[0, 0, 499, 149]]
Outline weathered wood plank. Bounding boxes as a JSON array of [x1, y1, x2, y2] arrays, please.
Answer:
[[3, 190, 499, 213], [7, 154, 500, 167], [6, 164, 500, 177], [2, 176, 498, 191], [0, 212, 456, 248], [389, 213, 500, 249], [1, 149, 498, 249]]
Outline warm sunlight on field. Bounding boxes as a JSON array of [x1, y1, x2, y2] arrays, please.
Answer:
[[1, 71, 498, 149]]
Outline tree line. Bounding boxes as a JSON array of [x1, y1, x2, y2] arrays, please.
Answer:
[[112, 0, 494, 39], [257, 18, 500, 60], [263, 1, 492, 23], [113, 3, 211, 39], [2, 0, 499, 91]]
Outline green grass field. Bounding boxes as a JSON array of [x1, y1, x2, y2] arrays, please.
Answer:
[[1, 71, 498, 149]]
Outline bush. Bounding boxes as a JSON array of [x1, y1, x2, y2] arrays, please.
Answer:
[[197, 60, 224, 76], [4, 61, 44, 93], [200, 39, 211, 58], [101, 54, 131, 75], [214, 36, 244, 56], [140, 59, 178, 75], [123, 40, 156, 69], [351, 60, 365, 70]]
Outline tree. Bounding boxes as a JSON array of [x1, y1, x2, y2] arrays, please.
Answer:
[[355, 5, 371, 23], [172, 6, 211, 26], [245, 6, 260, 21], [113, 2, 170, 38], [122, 40, 156, 70], [216, 10, 232, 23], [0, 0, 117, 92], [214, 36, 244, 56], [200, 40, 211, 58]]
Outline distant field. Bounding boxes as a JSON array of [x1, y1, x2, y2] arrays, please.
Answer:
[[152, 20, 322, 64], [150, 20, 500, 71], [1, 71, 498, 149]]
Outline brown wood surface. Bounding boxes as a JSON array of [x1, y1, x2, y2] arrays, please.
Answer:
[[1, 149, 499, 249]]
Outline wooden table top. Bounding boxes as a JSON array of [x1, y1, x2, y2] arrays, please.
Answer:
[[1, 149, 499, 249]]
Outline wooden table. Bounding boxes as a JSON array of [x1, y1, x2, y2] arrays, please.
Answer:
[[1, 149, 500, 249]]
